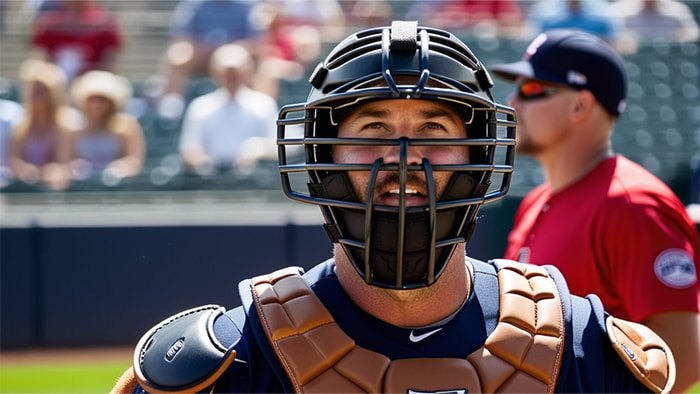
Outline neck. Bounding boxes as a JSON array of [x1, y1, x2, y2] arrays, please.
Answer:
[[535, 122, 614, 193], [542, 146, 613, 193], [335, 243, 471, 328], [30, 116, 53, 131], [86, 118, 108, 131]]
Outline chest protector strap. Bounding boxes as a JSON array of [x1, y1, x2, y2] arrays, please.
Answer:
[[250, 260, 564, 393]]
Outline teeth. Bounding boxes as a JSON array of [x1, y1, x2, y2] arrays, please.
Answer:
[[390, 188, 419, 195]]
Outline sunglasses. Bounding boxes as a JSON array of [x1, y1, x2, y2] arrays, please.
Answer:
[[517, 81, 561, 101]]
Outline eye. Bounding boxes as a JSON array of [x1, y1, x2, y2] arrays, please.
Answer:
[[358, 122, 390, 135], [421, 122, 459, 137], [424, 122, 445, 130], [363, 122, 384, 130]]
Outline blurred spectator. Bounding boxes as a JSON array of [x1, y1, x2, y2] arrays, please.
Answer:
[[0, 99, 25, 160], [7, 60, 77, 191], [0, 0, 8, 33], [341, 0, 393, 30], [156, 0, 263, 115], [259, 0, 346, 41], [524, 0, 623, 44], [178, 44, 278, 176], [20, 0, 63, 22], [247, 0, 346, 100], [29, 0, 123, 82], [613, 0, 699, 49], [405, 0, 524, 37], [0, 100, 26, 187], [68, 70, 146, 186]]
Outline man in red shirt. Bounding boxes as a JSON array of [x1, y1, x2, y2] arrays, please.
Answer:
[[491, 28, 699, 392], [30, 0, 123, 82]]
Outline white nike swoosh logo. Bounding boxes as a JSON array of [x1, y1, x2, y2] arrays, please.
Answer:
[[409, 327, 443, 343]]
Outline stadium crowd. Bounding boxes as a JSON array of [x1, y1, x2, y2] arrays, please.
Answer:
[[0, 0, 697, 196]]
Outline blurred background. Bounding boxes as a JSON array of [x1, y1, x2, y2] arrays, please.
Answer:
[[1, 0, 698, 351]]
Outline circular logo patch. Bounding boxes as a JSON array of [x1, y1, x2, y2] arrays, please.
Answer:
[[653, 249, 697, 289]]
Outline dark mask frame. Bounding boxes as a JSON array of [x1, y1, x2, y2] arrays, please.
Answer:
[[277, 21, 516, 289]]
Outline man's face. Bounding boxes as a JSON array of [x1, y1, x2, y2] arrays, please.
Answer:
[[332, 99, 469, 207], [219, 67, 247, 94], [507, 79, 576, 156]]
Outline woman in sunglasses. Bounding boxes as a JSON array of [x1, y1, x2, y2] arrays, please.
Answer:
[[491, 28, 699, 393]]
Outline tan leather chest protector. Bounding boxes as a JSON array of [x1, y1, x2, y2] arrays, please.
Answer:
[[250, 260, 565, 393]]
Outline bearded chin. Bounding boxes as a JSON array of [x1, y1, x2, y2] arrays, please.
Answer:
[[336, 208, 457, 287], [515, 137, 542, 156], [311, 169, 481, 289]]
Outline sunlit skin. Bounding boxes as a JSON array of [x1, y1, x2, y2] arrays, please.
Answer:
[[84, 95, 114, 128], [333, 99, 470, 207], [29, 81, 52, 116], [507, 80, 575, 157], [219, 67, 248, 96], [508, 78, 614, 193], [330, 98, 473, 328]]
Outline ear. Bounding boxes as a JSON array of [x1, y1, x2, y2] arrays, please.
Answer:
[[569, 90, 596, 123]]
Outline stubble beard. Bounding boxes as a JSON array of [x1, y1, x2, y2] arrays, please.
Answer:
[[348, 171, 450, 205], [515, 133, 542, 157]]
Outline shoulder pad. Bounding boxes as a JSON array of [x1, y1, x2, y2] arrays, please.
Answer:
[[133, 304, 237, 393], [606, 316, 676, 393]]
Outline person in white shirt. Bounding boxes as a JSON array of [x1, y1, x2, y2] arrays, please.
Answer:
[[613, 0, 699, 46], [178, 43, 279, 176]]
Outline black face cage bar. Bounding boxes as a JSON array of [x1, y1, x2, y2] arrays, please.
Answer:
[[277, 97, 516, 210], [276, 91, 515, 288]]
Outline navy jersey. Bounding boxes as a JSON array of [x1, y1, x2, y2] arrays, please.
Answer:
[[200, 258, 652, 393]]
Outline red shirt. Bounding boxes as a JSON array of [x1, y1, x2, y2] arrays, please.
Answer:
[[31, 4, 122, 79], [504, 156, 699, 322], [429, 0, 522, 28]]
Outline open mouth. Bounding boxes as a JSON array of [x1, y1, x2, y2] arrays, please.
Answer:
[[377, 186, 429, 206]]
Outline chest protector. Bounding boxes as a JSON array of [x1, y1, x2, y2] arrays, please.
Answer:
[[250, 259, 565, 393], [116, 260, 674, 393]]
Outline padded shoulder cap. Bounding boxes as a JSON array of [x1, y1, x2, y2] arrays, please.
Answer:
[[133, 304, 237, 393], [606, 316, 676, 393]]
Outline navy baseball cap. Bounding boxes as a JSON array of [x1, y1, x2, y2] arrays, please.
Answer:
[[491, 29, 627, 116]]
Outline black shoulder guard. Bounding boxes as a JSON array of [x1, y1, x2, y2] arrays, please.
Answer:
[[133, 304, 237, 393]]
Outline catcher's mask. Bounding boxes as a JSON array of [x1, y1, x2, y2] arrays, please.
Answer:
[[277, 21, 516, 289]]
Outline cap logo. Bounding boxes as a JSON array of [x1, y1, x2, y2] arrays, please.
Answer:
[[617, 99, 626, 114], [566, 70, 587, 86], [525, 33, 547, 58]]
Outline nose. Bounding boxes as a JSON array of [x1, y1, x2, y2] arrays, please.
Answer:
[[382, 137, 424, 166]]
